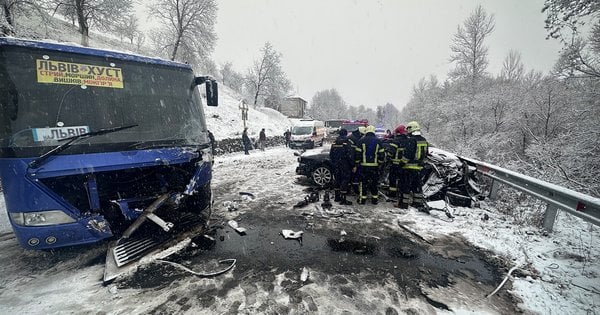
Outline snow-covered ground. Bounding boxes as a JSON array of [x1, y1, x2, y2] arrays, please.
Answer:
[[203, 85, 292, 141], [0, 147, 598, 314]]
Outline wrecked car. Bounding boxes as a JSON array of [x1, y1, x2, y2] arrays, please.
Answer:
[[295, 146, 482, 205]]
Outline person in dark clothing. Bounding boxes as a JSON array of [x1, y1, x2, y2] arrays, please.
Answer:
[[242, 128, 252, 155], [283, 129, 291, 147], [347, 128, 362, 195], [401, 121, 429, 210], [354, 125, 386, 205], [258, 128, 266, 151], [384, 129, 393, 141], [329, 128, 354, 205], [386, 125, 410, 200], [207, 130, 216, 155]]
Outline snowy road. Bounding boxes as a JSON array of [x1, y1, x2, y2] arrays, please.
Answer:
[[0, 147, 598, 314]]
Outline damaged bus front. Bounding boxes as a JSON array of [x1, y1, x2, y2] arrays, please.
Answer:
[[0, 38, 218, 254]]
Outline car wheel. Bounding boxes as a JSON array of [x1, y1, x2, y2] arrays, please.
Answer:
[[312, 165, 332, 187]]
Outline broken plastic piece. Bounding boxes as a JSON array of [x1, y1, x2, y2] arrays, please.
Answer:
[[239, 192, 255, 199], [156, 259, 237, 277], [300, 267, 309, 282], [281, 229, 303, 239], [228, 220, 247, 235]]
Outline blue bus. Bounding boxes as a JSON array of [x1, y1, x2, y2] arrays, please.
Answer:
[[0, 38, 218, 253]]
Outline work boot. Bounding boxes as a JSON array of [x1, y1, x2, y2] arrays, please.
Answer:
[[388, 190, 397, 198], [334, 190, 341, 202], [308, 191, 319, 203], [371, 197, 379, 205], [339, 194, 353, 205], [398, 193, 411, 209], [358, 198, 366, 205]]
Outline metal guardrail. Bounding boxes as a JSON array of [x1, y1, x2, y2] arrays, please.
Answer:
[[459, 156, 600, 231]]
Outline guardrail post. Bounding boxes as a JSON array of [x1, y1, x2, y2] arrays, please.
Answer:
[[543, 203, 558, 233], [489, 179, 500, 200]]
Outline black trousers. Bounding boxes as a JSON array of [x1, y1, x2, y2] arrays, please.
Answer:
[[359, 166, 379, 200], [389, 164, 401, 192], [334, 165, 352, 194]]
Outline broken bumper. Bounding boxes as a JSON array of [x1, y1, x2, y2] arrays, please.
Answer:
[[11, 214, 112, 249]]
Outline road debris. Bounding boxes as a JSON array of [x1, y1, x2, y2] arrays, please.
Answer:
[[239, 191, 255, 200], [223, 201, 238, 212], [228, 220, 247, 235], [281, 229, 304, 239], [293, 191, 321, 209], [300, 267, 309, 282], [156, 259, 237, 277], [487, 265, 520, 298]]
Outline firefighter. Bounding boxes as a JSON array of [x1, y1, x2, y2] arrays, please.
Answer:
[[401, 121, 429, 210], [386, 125, 410, 199], [355, 125, 386, 205], [329, 128, 354, 205], [347, 128, 363, 195]]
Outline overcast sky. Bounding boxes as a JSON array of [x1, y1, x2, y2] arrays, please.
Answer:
[[209, 0, 562, 110], [139, 0, 561, 110]]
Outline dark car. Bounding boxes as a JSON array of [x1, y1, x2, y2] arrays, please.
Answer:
[[295, 147, 482, 204], [295, 148, 334, 186]]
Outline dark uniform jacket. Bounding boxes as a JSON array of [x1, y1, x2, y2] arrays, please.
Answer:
[[403, 134, 428, 171], [387, 134, 411, 166], [354, 133, 385, 167], [330, 135, 354, 169]]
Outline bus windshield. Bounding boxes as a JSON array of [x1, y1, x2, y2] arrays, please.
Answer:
[[0, 44, 207, 157]]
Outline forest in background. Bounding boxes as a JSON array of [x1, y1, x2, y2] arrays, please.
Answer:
[[400, 3, 600, 199]]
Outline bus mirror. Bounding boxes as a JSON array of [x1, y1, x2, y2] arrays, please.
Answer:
[[194, 76, 218, 107], [206, 79, 218, 107]]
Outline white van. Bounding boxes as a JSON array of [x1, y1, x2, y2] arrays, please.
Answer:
[[289, 119, 325, 149]]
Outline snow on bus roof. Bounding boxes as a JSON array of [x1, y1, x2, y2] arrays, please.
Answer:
[[0, 37, 192, 70]]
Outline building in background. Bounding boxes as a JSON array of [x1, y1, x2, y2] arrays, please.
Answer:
[[280, 95, 307, 118]]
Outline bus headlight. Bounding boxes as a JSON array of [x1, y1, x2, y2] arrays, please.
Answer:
[[10, 211, 76, 226]]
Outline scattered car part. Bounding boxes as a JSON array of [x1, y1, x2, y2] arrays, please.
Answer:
[[239, 192, 255, 199], [156, 258, 236, 278], [281, 229, 304, 239], [300, 267, 310, 282], [228, 220, 247, 235]]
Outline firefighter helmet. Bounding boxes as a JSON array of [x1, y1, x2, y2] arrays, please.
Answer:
[[406, 121, 421, 133], [365, 125, 376, 134], [358, 126, 366, 134], [394, 125, 407, 135]]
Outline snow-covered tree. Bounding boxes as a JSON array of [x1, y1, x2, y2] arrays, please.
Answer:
[[1, 0, 46, 36], [449, 5, 495, 87], [220, 62, 244, 94], [47, 0, 133, 46], [148, 0, 217, 63], [500, 50, 525, 83], [308, 88, 346, 120], [244, 42, 292, 108], [543, 0, 600, 79]]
